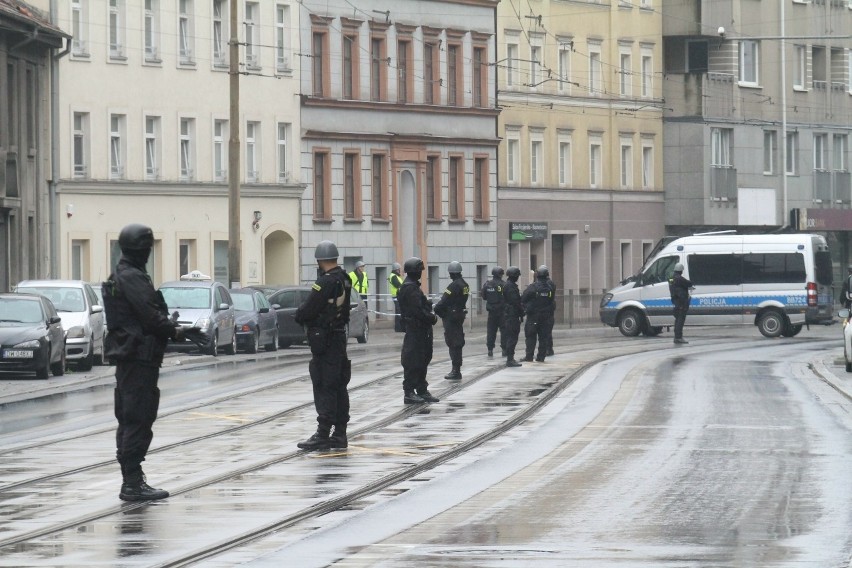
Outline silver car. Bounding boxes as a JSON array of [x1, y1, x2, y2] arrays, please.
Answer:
[[159, 276, 236, 356], [15, 280, 106, 371]]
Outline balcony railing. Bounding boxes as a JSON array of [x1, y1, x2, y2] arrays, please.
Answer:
[[814, 169, 832, 202], [710, 165, 737, 201], [834, 170, 851, 203]]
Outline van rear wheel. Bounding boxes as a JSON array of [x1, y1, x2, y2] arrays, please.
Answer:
[[757, 311, 785, 338], [617, 309, 645, 337]]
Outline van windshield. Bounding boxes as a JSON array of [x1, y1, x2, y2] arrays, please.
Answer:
[[642, 256, 678, 285]]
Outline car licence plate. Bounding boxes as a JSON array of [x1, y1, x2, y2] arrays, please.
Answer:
[[3, 350, 34, 359]]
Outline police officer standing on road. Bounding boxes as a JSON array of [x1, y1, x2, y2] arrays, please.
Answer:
[[521, 265, 555, 362], [544, 273, 557, 357], [503, 266, 524, 367], [294, 240, 353, 450], [398, 257, 440, 404], [669, 262, 693, 344], [434, 261, 469, 381], [841, 265, 852, 309], [481, 267, 507, 357], [388, 262, 404, 332], [103, 223, 191, 501], [349, 260, 369, 308]]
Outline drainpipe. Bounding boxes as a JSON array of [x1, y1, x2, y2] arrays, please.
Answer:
[[49, 0, 70, 278]]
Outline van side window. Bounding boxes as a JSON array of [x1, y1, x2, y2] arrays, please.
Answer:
[[688, 254, 741, 285], [742, 253, 806, 284], [814, 250, 833, 285], [642, 256, 678, 285]]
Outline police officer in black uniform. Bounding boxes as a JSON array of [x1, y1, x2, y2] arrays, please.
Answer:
[[544, 273, 557, 357], [434, 261, 469, 381], [294, 240, 353, 450], [481, 266, 506, 357], [103, 223, 191, 501], [503, 266, 524, 367], [521, 265, 555, 362], [398, 257, 440, 404], [668, 262, 693, 344]]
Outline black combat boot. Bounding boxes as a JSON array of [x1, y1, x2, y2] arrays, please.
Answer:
[[418, 390, 440, 403], [487, 348, 493, 357], [119, 469, 169, 502], [506, 359, 522, 367], [444, 367, 462, 381], [547, 348, 554, 356], [404, 390, 425, 404], [522, 355, 534, 362], [297, 427, 331, 450], [329, 425, 348, 449]]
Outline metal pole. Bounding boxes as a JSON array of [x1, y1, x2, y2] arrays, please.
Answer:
[[780, 0, 788, 227], [228, 0, 241, 287]]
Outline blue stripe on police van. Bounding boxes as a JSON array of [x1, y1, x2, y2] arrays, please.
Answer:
[[605, 293, 809, 310]]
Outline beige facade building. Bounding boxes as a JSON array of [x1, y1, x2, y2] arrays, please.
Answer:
[[39, 0, 302, 286], [497, 0, 665, 300]]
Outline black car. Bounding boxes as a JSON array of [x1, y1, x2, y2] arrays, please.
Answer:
[[229, 288, 279, 353], [264, 286, 369, 348], [0, 293, 66, 380]]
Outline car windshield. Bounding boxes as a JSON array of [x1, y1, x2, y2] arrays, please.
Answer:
[[0, 298, 44, 324], [160, 287, 211, 309], [232, 295, 255, 311], [19, 287, 84, 312]]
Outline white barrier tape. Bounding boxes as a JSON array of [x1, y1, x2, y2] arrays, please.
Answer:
[[367, 309, 401, 317]]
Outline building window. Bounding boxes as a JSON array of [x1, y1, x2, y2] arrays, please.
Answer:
[[473, 46, 487, 106], [371, 36, 386, 102], [109, 114, 125, 179], [507, 135, 520, 184], [277, 122, 290, 182], [7, 63, 15, 147], [71, 0, 88, 56], [507, 41, 519, 87], [814, 133, 829, 171], [179, 239, 196, 276], [178, 0, 194, 64], [589, 136, 602, 188], [786, 132, 798, 175], [833, 134, 848, 171], [558, 136, 572, 186], [641, 51, 653, 97], [73, 112, 88, 178], [619, 52, 631, 96], [398, 40, 411, 103], [213, 119, 227, 181], [372, 153, 387, 219], [71, 240, 89, 281], [145, 115, 160, 180], [530, 44, 542, 88], [641, 142, 654, 188], [793, 45, 806, 89], [558, 43, 571, 93], [312, 31, 328, 97], [426, 155, 440, 219], [589, 48, 602, 96], [314, 151, 330, 219], [179, 117, 195, 181], [474, 157, 488, 220], [342, 33, 358, 99], [530, 138, 543, 185], [424, 39, 438, 103], [246, 121, 260, 181], [763, 130, 777, 174], [447, 44, 461, 105], [244, 2, 259, 69], [711, 127, 732, 167], [620, 140, 633, 189], [448, 156, 464, 220], [108, 0, 125, 59], [275, 4, 291, 72], [144, 0, 159, 61], [212, 0, 226, 67], [739, 40, 759, 85], [344, 152, 360, 220]]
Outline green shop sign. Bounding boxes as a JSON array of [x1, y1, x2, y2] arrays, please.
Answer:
[[510, 222, 548, 241]]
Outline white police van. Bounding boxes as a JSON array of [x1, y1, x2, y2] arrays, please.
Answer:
[[599, 233, 834, 338]]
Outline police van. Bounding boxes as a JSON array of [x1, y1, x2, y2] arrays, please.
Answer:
[[599, 233, 834, 338]]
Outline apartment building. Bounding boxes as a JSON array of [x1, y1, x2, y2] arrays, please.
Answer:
[[43, 0, 302, 286], [0, 1, 67, 292], [496, 0, 665, 299], [298, 0, 499, 299], [663, 0, 852, 267]]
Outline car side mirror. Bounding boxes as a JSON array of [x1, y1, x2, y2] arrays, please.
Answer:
[[48, 316, 61, 325], [219, 303, 230, 311], [839, 309, 850, 319], [259, 307, 269, 313], [271, 304, 280, 310], [91, 304, 104, 314]]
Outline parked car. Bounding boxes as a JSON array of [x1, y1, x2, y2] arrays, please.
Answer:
[[230, 288, 279, 353], [89, 282, 106, 328], [159, 272, 236, 356], [0, 293, 66, 379], [248, 284, 289, 298], [15, 280, 106, 371], [264, 285, 369, 348]]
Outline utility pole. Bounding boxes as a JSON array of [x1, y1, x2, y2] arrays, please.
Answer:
[[228, 0, 241, 287]]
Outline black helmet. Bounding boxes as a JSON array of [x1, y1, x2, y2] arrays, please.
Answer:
[[492, 266, 505, 278], [314, 240, 338, 260], [118, 224, 154, 251], [448, 261, 462, 275], [404, 257, 424, 274], [536, 265, 549, 279], [506, 266, 521, 280]]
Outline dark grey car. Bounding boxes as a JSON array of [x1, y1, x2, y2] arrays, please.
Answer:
[[230, 289, 279, 353], [0, 293, 66, 379], [264, 286, 369, 348]]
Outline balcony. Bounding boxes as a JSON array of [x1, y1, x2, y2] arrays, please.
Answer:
[[665, 72, 736, 119], [834, 170, 851, 203], [710, 166, 737, 201], [813, 169, 832, 202]]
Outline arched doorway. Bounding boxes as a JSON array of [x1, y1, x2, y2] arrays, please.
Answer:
[[399, 169, 417, 259], [264, 230, 295, 285]]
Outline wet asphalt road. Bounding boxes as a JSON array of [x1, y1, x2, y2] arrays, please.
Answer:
[[1, 324, 852, 567]]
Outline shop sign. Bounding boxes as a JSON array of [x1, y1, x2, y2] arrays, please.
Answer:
[[794, 208, 852, 231], [510, 222, 548, 241]]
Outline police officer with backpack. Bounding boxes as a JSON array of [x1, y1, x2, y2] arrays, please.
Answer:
[[294, 240, 353, 450], [521, 265, 555, 362], [481, 266, 507, 357], [398, 257, 440, 404], [503, 266, 524, 367], [434, 261, 469, 381]]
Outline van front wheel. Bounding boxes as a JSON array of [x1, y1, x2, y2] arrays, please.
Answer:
[[757, 311, 785, 338], [617, 309, 645, 337]]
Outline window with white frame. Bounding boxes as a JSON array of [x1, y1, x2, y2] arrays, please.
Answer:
[[213, 119, 227, 181], [530, 41, 542, 88], [793, 45, 806, 89], [108, 0, 125, 58], [763, 130, 777, 174], [71, 0, 88, 56], [641, 49, 653, 97], [212, 0, 226, 67], [144, 0, 159, 61], [589, 135, 602, 188], [178, 0, 194, 64], [277, 122, 290, 182], [558, 132, 572, 187], [109, 114, 125, 179], [179, 117, 195, 180], [620, 138, 633, 189], [275, 4, 291, 72], [558, 42, 571, 93], [739, 40, 759, 85], [145, 115, 160, 180], [786, 131, 798, 175], [246, 121, 260, 181], [589, 45, 602, 96], [530, 134, 544, 185], [506, 40, 519, 87], [711, 127, 732, 166], [640, 0, 651, 8], [814, 133, 828, 171], [619, 51, 631, 96], [72, 112, 89, 177], [641, 140, 654, 188], [849, 51, 852, 94], [833, 134, 848, 171], [507, 130, 520, 183], [244, 2, 259, 69]]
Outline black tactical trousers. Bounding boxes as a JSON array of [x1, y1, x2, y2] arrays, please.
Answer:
[[308, 330, 350, 432], [402, 327, 433, 393], [115, 361, 160, 476], [673, 304, 689, 339], [486, 310, 505, 351], [443, 318, 465, 368], [525, 313, 552, 360], [504, 315, 522, 360], [393, 299, 403, 332]]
